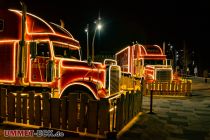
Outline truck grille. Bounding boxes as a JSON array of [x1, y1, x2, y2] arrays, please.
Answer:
[[156, 70, 172, 82], [109, 66, 121, 95]]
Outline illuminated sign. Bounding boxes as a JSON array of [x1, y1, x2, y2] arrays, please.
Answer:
[[0, 19, 4, 32]]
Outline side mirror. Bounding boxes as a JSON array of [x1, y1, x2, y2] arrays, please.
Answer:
[[30, 42, 37, 59]]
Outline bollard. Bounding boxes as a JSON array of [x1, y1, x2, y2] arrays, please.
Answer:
[[148, 90, 155, 114]]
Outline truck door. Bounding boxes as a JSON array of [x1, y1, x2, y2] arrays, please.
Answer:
[[30, 42, 52, 82]]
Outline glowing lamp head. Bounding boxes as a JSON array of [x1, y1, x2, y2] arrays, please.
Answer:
[[97, 23, 102, 30]]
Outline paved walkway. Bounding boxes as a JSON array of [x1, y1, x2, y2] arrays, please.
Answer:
[[1, 77, 210, 140], [120, 77, 210, 140]]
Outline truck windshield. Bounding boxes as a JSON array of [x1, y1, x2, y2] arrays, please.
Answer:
[[53, 43, 80, 59], [144, 60, 163, 65]]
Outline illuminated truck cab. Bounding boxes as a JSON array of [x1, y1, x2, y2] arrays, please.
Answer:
[[0, 9, 121, 99], [115, 44, 173, 84]]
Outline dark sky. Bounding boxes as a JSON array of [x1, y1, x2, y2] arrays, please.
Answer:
[[1, 0, 210, 69]]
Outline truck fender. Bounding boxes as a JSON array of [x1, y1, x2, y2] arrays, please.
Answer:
[[59, 82, 99, 100]]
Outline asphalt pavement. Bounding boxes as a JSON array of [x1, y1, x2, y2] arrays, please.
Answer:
[[1, 76, 210, 140], [119, 76, 210, 140]]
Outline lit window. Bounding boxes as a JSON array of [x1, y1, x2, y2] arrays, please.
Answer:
[[53, 43, 80, 59], [36, 42, 50, 57]]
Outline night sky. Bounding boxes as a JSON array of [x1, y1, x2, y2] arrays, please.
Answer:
[[1, 0, 210, 71]]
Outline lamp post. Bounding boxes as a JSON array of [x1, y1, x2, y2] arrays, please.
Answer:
[[85, 24, 89, 60], [168, 43, 177, 70], [91, 16, 102, 61]]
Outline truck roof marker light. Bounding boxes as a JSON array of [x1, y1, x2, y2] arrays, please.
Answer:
[[0, 41, 17, 83], [59, 82, 99, 100]]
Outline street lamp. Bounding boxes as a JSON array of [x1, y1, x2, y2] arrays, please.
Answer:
[[91, 17, 102, 61], [85, 24, 89, 60], [168, 43, 177, 71]]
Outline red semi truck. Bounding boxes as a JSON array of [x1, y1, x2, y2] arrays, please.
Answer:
[[115, 43, 173, 89], [0, 8, 121, 100]]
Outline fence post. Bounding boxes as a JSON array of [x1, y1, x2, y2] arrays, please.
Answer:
[[139, 89, 143, 112], [68, 93, 78, 131], [16, 92, 21, 123], [171, 81, 175, 95], [155, 81, 159, 95], [79, 94, 88, 132], [167, 81, 170, 95], [7, 92, 16, 122], [182, 82, 186, 96], [61, 96, 67, 130], [51, 98, 60, 129], [129, 91, 134, 120], [22, 94, 27, 124], [99, 98, 110, 135], [0, 88, 7, 122], [148, 90, 155, 114], [125, 92, 129, 124], [116, 94, 124, 131], [34, 95, 41, 126], [133, 92, 137, 115], [43, 92, 50, 128], [142, 80, 147, 96], [177, 82, 181, 95], [87, 100, 99, 134], [29, 91, 35, 125], [187, 80, 192, 96]]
